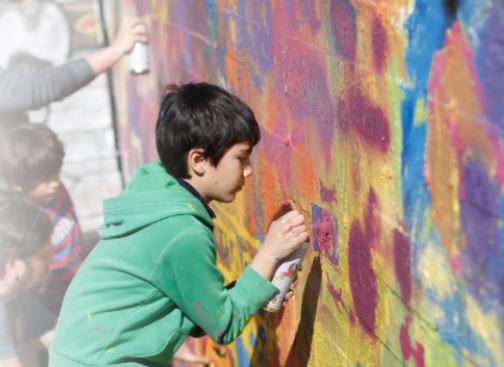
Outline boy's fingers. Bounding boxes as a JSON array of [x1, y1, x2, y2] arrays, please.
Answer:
[[290, 224, 306, 236], [284, 290, 295, 301], [287, 213, 306, 227], [280, 210, 301, 222]]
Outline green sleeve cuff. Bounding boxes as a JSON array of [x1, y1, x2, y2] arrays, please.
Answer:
[[231, 267, 279, 314]]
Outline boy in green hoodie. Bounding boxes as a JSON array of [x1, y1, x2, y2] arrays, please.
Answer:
[[49, 82, 308, 366]]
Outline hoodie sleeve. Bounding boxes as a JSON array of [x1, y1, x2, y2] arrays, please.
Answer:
[[0, 58, 95, 111], [154, 229, 278, 345]]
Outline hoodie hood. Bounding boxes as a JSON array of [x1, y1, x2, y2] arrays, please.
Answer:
[[98, 161, 213, 239]]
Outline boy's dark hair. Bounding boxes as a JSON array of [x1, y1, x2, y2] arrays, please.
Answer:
[[0, 194, 53, 278], [0, 123, 64, 191], [155, 82, 261, 178]]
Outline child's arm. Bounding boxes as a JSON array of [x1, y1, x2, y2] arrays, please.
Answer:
[[85, 18, 148, 76], [157, 230, 278, 345], [155, 210, 308, 345]]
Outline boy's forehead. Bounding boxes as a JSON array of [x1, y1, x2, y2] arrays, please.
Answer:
[[233, 142, 253, 152]]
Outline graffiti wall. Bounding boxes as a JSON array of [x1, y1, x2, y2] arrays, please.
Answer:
[[110, 0, 504, 366]]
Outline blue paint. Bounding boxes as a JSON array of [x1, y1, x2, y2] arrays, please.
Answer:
[[205, 1, 228, 82], [399, 110, 430, 232], [236, 336, 250, 366], [458, 0, 488, 32], [437, 291, 496, 367], [401, 0, 450, 235], [404, 0, 450, 96]]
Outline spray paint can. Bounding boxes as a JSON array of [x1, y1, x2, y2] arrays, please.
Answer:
[[129, 24, 149, 74], [263, 243, 309, 312]]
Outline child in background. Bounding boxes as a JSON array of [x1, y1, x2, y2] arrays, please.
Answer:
[[49, 82, 309, 366], [0, 195, 54, 367], [0, 124, 83, 315]]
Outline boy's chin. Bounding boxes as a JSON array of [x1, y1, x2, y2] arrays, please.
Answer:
[[32, 192, 58, 205], [214, 193, 237, 203]]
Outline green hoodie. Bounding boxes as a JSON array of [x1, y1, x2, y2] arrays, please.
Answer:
[[49, 161, 277, 367]]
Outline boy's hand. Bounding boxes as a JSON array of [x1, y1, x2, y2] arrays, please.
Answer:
[[262, 210, 308, 261], [251, 209, 308, 280]]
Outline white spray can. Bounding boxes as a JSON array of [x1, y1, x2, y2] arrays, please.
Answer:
[[129, 24, 149, 74], [263, 243, 309, 312]]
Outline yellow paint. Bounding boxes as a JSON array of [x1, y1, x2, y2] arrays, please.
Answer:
[[418, 246, 456, 298], [465, 295, 504, 364]]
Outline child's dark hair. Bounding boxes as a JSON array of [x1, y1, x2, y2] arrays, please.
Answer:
[[0, 123, 64, 191], [155, 82, 260, 178], [0, 195, 53, 278]]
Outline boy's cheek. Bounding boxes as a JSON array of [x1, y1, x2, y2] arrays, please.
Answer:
[[27, 184, 59, 204]]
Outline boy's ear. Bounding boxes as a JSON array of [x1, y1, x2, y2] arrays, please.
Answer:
[[187, 148, 209, 176], [3, 256, 27, 284]]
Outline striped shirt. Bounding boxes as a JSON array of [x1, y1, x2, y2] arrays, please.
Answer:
[[42, 183, 83, 304]]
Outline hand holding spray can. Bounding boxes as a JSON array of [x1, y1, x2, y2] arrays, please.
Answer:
[[129, 24, 149, 74], [263, 242, 309, 312], [262, 201, 310, 313]]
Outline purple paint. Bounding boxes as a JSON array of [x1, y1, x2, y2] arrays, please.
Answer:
[[371, 16, 388, 74], [236, 0, 274, 91], [320, 180, 337, 203], [476, 2, 504, 129], [348, 220, 378, 334], [284, 0, 321, 35], [393, 229, 412, 306], [337, 89, 391, 153], [460, 158, 503, 306], [330, 0, 357, 65], [311, 204, 339, 265]]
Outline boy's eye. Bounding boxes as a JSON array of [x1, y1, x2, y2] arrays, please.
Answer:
[[238, 157, 249, 164]]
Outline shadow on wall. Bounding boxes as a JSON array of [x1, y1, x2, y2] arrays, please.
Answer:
[[251, 256, 323, 367]]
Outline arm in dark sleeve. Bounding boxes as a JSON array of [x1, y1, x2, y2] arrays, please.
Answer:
[[0, 58, 95, 111], [155, 230, 278, 345]]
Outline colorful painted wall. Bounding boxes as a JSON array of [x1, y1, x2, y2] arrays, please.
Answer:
[[109, 0, 504, 366]]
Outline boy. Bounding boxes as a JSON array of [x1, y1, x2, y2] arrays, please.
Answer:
[[49, 82, 308, 366], [0, 195, 54, 367], [0, 124, 84, 314]]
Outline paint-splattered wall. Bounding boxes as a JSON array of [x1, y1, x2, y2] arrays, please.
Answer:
[[109, 0, 504, 366]]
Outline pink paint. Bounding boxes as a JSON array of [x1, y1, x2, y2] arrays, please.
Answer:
[[400, 315, 425, 367], [449, 255, 461, 276], [312, 204, 339, 265], [337, 89, 391, 153], [393, 229, 412, 306], [371, 16, 388, 74], [348, 220, 378, 334], [273, 41, 336, 165]]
